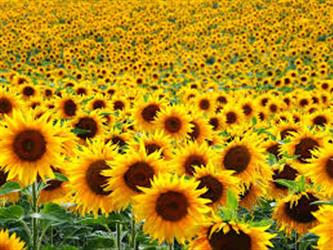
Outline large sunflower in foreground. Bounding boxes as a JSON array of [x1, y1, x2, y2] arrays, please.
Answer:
[[310, 205, 333, 250], [193, 163, 240, 209], [273, 191, 321, 235], [189, 220, 274, 250], [132, 174, 210, 244], [219, 134, 266, 184], [307, 145, 333, 196], [104, 146, 167, 211], [0, 230, 25, 250], [0, 111, 66, 186], [154, 105, 192, 140], [68, 139, 117, 216]]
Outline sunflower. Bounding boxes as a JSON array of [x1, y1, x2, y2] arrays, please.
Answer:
[[193, 163, 240, 209], [68, 139, 117, 216], [280, 128, 325, 171], [273, 191, 321, 235], [305, 110, 331, 128], [71, 110, 106, 142], [221, 104, 245, 129], [0, 110, 66, 186], [0, 87, 22, 117], [104, 146, 167, 211], [0, 230, 25, 250], [208, 114, 224, 132], [194, 93, 216, 113], [39, 166, 70, 204], [188, 115, 212, 143], [310, 206, 333, 250], [132, 174, 210, 244], [240, 98, 256, 120], [173, 141, 217, 176], [307, 145, 333, 196], [57, 94, 81, 119], [87, 94, 110, 111], [189, 220, 274, 250], [0, 169, 20, 203], [219, 134, 266, 184], [239, 180, 267, 210], [154, 105, 192, 140], [127, 130, 172, 160], [19, 84, 38, 99], [133, 95, 166, 131], [268, 163, 299, 200]]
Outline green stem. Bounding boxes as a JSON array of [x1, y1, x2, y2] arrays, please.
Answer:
[[37, 226, 50, 250], [116, 222, 121, 250], [130, 217, 136, 249], [32, 182, 38, 250], [169, 242, 174, 250]]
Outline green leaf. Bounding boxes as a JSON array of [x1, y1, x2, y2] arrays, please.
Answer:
[[226, 189, 238, 210], [54, 172, 69, 182], [0, 182, 21, 195], [38, 203, 72, 225], [274, 179, 296, 190], [311, 200, 333, 206], [0, 205, 24, 222]]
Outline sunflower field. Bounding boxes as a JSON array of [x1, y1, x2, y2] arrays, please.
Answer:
[[0, 0, 332, 249]]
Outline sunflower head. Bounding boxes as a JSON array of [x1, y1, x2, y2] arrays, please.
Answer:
[[133, 174, 210, 244]]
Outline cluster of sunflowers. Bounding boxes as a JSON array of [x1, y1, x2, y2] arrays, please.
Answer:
[[0, 0, 332, 249]]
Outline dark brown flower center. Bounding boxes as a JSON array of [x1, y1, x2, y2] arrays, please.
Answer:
[[209, 117, 219, 130], [284, 193, 319, 223], [325, 157, 333, 178], [199, 99, 210, 110], [75, 117, 98, 139], [145, 143, 162, 155], [155, 191, 188, 222], [0, 170, 8, 187], [23, 86, 35, 96], [189, 121, 200, 140], [217, 96, 227, 104], [44, 179, 63, 191], [223, 145, 251, 174], [272, 164, 298, 190], [164, 116, 182, 133], [280, 128, 297, 139], [85, 160, 111, 195], [313, 115, 327, 126], [92, 100, 106, 110], [294, 137, 319, 163], [77, 88, 87, 95], [111, 136, 126, 148], [124, 161, 154, 192], [208, 228, 251, 250], [141, 104, 160, 122], [0, 97, 13, 114], [63, 99, 77, 116], [198, 175, 223, 204], [113, 100, 124, 110], [266, 143, 281, 160], [242, 104, 252, 116], [184, 154, 206, 176], [226, 112, 237, 124], [13, 129, 46, 161]]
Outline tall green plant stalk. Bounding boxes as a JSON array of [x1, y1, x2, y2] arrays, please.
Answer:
[[31, 182, 39, 250]]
